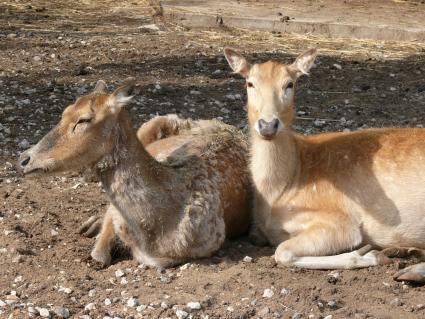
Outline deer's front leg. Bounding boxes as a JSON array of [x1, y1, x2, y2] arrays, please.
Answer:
[[90, 205, 117, 266], [275, 220, 390, 270]]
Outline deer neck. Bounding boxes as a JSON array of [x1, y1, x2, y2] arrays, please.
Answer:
[[250, 129, 298, 203], [96, 112, 181, 230]]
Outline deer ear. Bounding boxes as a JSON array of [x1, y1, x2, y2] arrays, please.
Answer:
[[290, 48, 317, 78], [93, 80, 108, 94], [108, 78, 140, 113], [224, 47, 251, 78]]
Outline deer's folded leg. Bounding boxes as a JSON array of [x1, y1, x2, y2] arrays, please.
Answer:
[[275, 220, 391, 270], [90, 205, 117, 266]]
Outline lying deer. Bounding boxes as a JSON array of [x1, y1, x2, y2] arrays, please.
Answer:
[[18, 79, 251, 268], [224, 47, 425, 283]]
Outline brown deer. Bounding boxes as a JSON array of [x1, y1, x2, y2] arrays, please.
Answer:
[[18, 79, 251, 268], [224, 47, 425, 283]]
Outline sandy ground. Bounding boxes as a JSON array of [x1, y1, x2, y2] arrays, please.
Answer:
[[1, 1, 425, 318]]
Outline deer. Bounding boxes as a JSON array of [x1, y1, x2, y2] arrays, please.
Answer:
[[224, 47, 425, 284], [18, 79, 252, 268]]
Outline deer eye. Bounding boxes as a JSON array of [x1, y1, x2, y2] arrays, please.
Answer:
[[73, 117, 92, 132], [76, 117, 92, 125], [246, 81, 254, 88], [286, 82, 294, 89]]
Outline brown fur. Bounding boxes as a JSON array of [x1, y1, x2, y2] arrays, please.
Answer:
[[224, 47, 425, 271], [19, 80, 251, 268]]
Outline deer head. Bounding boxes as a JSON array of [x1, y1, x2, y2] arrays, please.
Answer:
[[224, 48, 317, 140], [18, 79, 139, 176]]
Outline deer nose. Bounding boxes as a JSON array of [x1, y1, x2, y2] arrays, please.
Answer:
[[258, 118, 280, 139]]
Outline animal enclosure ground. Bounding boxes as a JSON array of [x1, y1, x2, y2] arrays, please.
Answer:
[[1, 1, 425, 318]]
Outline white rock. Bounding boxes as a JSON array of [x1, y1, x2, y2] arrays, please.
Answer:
[[263, 288, 274, 298], [14, 275, 23, 283], [190, 90, 201, 95], [120, 277, 128, 285], [88, 289, 96, 297], [64, 287, 72, 294], [136, 305, 147, 312], [127, 297, 140, 308], [37, 307, 50, 317], [115, 269, 125, 277], [179, 263, 191, 270], [226, 306, 234, 312], [280, 288, 289, 295], [160, 301, 169, 309], [104, 298, 112, 306], [84, 302, 96, 311], [324, 316, 333, 319], [27, 306, 36, 313], [176, 309, 188, 319], [187, 301, 201, 310], [0, 300, 6, 307], [51, 229, 59, 236], [242, 256, 252, 263], [333, 63, 342, 70], [33, 56, 41, 62]]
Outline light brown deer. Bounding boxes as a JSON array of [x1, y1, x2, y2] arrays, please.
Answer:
[[18, 79, 251, 268], [224, 47, 425, 283]]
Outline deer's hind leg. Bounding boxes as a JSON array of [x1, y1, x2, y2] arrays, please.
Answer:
[[90, 204, 118, 266], [275, 217, 391, 270]]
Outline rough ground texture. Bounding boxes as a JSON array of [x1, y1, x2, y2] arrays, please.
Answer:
[[1, 1, 425, 319]]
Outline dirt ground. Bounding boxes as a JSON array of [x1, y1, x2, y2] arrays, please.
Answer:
[[1, 1, 425, 318]]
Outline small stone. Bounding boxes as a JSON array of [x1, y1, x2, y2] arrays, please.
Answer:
[[187, 301, 201, 310], [104, 298, 112, 306], [88, 289, 96, 297], [37, 308, 50, 318], [115, 269, 125, 277], [14, 275, 23, 283], [327, 271, 340, 284], [53, 306, 70, 318], [51, 229, 59, 236], [292, 313, 302, 319], [179, 263, 191, 270], [161, 301, 169, 309], [258, 306, 270, 316], [33, 56, 41, 62], [243, 256, 252, 263], [390, 298, 403, 307], [280, 288, 289, 295], [333, 63, 342, 70], [136, 305, 147, 312], [120, 277, 128, 285], [324, 316, 333, 319], [84, 302, 96, 311], [227, 306, 234, 312], [64, 287, 72, 294], [0, 300, 6, 307], [18, 139, 30, 149], [127, 298, 140, 308], [263, 288, 274, 298], [176, 309, 188, 319]]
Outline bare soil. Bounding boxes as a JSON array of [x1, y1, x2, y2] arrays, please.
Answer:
[[1, 1, 425, 319]]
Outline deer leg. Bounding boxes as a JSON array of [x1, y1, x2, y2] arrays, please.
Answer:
[[79, 215, 102, 238], [275, 222, 391, 270], [90, 205, 117, 266]]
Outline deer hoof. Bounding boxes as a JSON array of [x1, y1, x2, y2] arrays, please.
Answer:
[[91, 249, 111, 267], [393, 262, 425, 284]]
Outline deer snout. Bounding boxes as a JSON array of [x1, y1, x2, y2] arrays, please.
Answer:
[[257, 118, 281, 139], [17, 151, 31, 172]]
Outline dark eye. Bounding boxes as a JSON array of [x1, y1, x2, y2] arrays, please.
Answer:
[[73, 117, 92, 132], [286, 82, 294, 89], [77, 118, 92, 125], [247, 81, 254, 88]]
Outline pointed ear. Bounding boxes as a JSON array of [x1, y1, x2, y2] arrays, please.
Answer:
[[108, 78, 140, 114], [290, 48, 317, 78], [93, 80, 108, 94], [224, 47, 251, 78]]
